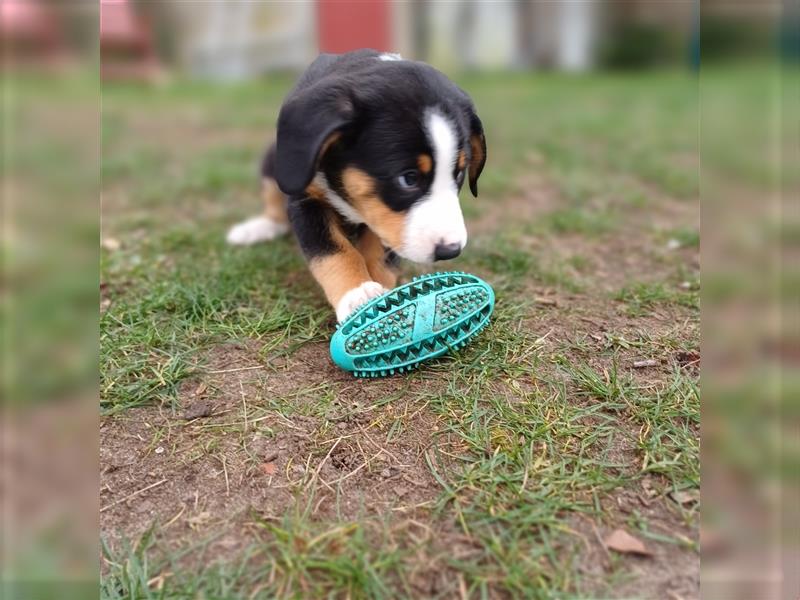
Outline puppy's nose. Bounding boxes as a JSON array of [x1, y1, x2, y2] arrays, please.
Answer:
[[433, 242, 462, 261]]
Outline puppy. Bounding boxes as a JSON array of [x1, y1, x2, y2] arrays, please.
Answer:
[[227, 49, 486, 322]]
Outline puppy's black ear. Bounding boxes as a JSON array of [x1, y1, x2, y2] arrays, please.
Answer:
[[466, 109, 487, 198], [275, 83, 355, 196]]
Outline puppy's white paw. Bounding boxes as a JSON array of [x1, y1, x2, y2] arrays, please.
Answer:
[[226, 216, 289, 246], [336, 281, 387, 323]]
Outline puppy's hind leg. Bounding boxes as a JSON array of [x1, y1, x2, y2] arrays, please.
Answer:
[[227, 146, 290, 245], [226, 179, 289, 245]]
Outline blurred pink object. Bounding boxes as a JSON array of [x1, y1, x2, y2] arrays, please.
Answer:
[[1, 0, 62, 58], [101, 0, 148, 51], [100, 0, 162, 81]]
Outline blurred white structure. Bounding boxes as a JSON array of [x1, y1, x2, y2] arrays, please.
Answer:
[[556, 1, 597, 71], [423, 1, 599, 71], [171, 1, 316, 80]]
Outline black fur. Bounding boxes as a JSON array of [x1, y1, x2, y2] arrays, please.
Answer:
[[260, 144, 277, 179], [287, 200, 364, 260], [274, 50, 484, 198], [266, 49, 487, 261], [286, 199, 339, 259]]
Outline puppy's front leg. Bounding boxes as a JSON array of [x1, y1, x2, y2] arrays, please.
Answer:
[[289, 197, 386, 322], [357, 228, 398, 290]]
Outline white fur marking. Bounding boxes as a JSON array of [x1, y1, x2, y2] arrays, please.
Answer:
[[226, 215, 288, 245], [378, 53, 402, 61], [314, 174, 364, 225], [336, 281, 386, 322], [399, 111, 468, 263]]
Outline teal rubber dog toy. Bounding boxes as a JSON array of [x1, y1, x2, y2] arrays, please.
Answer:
[[330, 272, 495, 377]]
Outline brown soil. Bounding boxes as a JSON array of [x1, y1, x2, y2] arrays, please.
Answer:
[[101, 300, 699, 599], [101, 341, 449, 571]]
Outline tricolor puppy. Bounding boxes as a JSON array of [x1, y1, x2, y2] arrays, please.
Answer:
[[227, 49, 487, 322]]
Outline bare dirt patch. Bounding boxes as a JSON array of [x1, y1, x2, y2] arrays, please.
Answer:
[[101, 340, 447, 563]]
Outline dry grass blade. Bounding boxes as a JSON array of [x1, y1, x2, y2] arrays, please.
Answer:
[[100, 478, 167, 513], [633, 359, 659, 368], [304, 437, 342, 491]]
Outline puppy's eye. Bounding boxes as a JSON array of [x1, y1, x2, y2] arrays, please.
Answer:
[[397, 170, 420, 190]]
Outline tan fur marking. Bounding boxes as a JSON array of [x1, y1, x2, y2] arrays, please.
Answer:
[[262, 178, 288, 224], [308, 220, 371, 308], [342, 168, 406, 249], [357, 229, 398, 289], [458, 150, 466, 170], [305, 182, 328, 203], [417, 154, 433, 174], [469, 135, 484, 179]]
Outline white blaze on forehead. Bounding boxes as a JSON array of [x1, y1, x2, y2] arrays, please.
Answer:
[[377, 53, 402, 61], [428, 112, 458, 197], [399, 111, 468, 263]]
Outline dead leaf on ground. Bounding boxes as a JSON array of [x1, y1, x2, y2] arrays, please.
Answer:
[[261, 462, 277, 476], [604, 528, 652, 556], [669, 489, 699, 506]]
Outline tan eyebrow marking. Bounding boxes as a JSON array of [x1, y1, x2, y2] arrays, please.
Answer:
[[417, 154, 433, 174], [342, 167, 406, 250]]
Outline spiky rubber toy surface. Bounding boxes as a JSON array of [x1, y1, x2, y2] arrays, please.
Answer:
[[330, 272, 495, 377]]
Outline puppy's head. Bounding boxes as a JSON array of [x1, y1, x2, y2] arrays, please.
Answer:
[[275, 59, 486, 264]]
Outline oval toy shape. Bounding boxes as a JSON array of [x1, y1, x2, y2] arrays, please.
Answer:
[[330, 272, 495, 377]]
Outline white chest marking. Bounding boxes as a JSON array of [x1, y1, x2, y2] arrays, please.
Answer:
[[313, 174, 364, 225]]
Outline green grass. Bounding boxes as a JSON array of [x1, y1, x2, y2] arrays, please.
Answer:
[[615, 281, 699, 316], [665, 227, 700, 248], [545, 206, 617, 236], [100, 232, 329, 414], [99, 69, 701, 598], [102, 517, 414, 599]]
